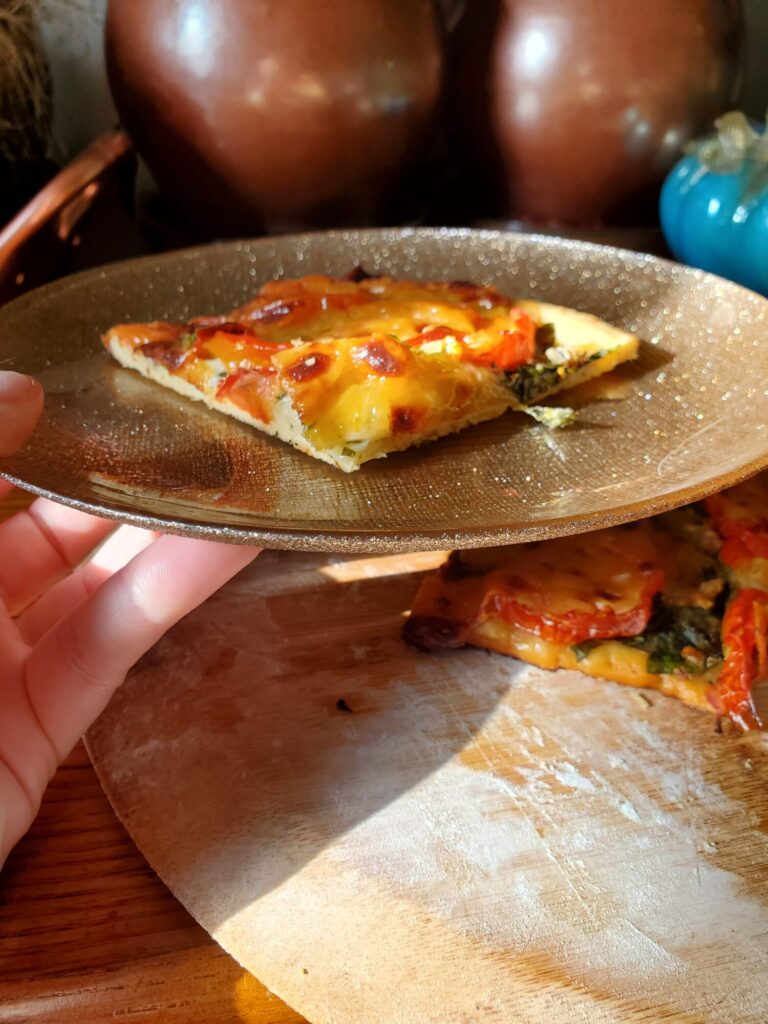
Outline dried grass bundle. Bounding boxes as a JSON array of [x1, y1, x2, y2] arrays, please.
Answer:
[[0, 0, 51, 164]]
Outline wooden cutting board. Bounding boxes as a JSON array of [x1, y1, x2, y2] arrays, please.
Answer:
[[87, 550, 768, 1024]]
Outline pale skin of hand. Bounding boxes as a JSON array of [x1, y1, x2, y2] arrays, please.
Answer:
[[0, 371, 260, 864]]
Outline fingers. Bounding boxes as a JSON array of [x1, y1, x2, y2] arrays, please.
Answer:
[[17, 524, 158, 645], [25, 536, 259, 760], [0, 498, 115, 615], [0, 373, 43, 457]]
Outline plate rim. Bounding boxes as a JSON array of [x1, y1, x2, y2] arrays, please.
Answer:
[[3, 223, 767, 321], [3, 454, 768, 552], [2, 226, 768, 552]]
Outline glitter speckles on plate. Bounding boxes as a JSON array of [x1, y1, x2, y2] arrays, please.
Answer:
[[0, 228, 767, 552]]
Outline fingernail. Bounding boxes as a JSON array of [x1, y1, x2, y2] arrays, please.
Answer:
[[0, 372, 39, 402]]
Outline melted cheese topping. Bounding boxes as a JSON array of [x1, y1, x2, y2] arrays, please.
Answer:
[[469, 617, 714, 710], [104, 275, 638, 468]]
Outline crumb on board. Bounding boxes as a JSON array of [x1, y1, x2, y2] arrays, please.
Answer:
[[336, 698, 353, 713], [715, 716, 738, 736]]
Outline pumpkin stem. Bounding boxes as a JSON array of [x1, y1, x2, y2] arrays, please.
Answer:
[[684, 110, 767, 175]]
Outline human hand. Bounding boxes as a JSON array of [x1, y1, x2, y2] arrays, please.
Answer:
[[0, 372, 259, 863]]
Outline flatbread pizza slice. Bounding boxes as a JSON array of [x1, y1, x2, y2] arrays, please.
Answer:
[[103, 273, 638, 472], [405, 473, 768, 731]]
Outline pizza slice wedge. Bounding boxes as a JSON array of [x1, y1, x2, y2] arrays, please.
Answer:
[[405, 478, 768, 732], [103, 274, 638, 472]]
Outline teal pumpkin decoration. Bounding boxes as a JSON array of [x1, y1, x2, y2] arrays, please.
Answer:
[[660, 112, 768, 296]]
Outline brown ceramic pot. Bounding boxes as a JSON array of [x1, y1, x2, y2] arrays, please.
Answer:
[[106, 0, 444, 232], [451, 0, 743, 227]]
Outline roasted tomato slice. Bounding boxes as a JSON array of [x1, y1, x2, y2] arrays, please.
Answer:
[[486, 526, 664, 645], [706, 475, 768, 561], [718, 536, 755, 569], [196, 326, 292, 369], [232, 275, 369, 328], [216, 366, 279, 423], [414, 326, 457, 345], [463, 311, 536, 371], [712, 589, 768, 730], [109, 320, 186, 351], [140, 338, 191, 370], [193, 321, 251, 342], [405, 528, 664, 651], [711, 589, 768, 730]]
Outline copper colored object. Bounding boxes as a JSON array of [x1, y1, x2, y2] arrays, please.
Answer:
[[451, 0, 743, 227], [105, 0, 444, 232], [0, 228, 767, 551], [0, 130, 135, 304]]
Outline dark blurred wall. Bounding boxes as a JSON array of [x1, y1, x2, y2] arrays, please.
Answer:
[[741, 0, 768, 118]]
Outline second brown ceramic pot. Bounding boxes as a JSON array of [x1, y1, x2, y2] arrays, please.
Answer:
[[451, 0, 743, 227], [106, 0, 444, 233]]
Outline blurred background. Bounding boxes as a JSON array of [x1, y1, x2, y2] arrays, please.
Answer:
[[1, 0, 767, 291], [36, 1, 767, 169]]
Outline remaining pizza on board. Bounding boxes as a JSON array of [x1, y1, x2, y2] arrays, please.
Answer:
[[405, 471, 768, 732], [102, 271, 638, 472]]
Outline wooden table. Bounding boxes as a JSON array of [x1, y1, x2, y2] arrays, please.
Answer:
[[0, 489, 306, 1023]]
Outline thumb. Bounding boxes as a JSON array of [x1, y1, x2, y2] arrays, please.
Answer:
[[0, 372, 44, 456]]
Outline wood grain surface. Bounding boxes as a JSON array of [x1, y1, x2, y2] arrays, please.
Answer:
[[0, 489, 305, 1024], [86, 548, 768, 1024], [4, 487, 768, 1023]]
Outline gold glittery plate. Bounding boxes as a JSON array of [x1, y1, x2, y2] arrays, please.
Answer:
[[1, 228, 767, 552]]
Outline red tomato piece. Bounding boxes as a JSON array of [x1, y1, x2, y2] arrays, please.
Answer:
[[194, 321, 250, 342], [415, 326, 458, 344], [400, 325, 459, 348], [216, 366, 278, 423], [465, 312, 536, 371], [491, 586, 662, 646], [484, 527, 665, 645], [711, 588, 768, 730], [140, 339, 190, 369], [233, 276, 369, 327], [706, 483, 768, 561], [233, 283, 317, 328], [110, 320, 184, 353], [196, 327, 292, 368], [730, 530, 768, 561], [719, 536, 755, 569]]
